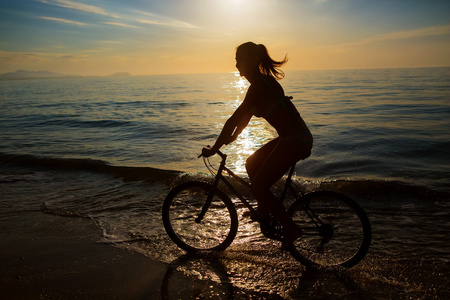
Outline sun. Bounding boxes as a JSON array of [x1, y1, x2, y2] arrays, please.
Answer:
[[227, 0, 246, 7], [219, 0, 254, 12]]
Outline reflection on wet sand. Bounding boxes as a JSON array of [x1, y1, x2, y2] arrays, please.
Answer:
[[156, 250, 448, 299], [159, 252, 366, 299]]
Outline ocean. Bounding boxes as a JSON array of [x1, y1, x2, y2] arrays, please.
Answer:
[[1, 68, 449, 298]]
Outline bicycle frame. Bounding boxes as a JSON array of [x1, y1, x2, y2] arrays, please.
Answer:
[[201, 150, 327, 232], [200, 150, 301, 221]]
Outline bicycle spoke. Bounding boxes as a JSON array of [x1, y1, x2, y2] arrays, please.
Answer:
[[163, 181, 238, 252], [288, 191, 371, 267]]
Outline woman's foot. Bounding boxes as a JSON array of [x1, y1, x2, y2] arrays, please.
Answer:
[[281, 226, 303, 251], [243, 209, 270, 222], [242, 210, 252, 218]]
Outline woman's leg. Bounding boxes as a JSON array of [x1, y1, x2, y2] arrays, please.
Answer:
[[247, 138, 308, 250], [245, 138, 280, 217], [245, 138, 279, 181]]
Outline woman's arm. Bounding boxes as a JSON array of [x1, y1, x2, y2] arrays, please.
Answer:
[[202, 95, 254, 157], [226, 112, 252, 145]]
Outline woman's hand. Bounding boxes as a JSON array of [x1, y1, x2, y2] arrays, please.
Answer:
[[201, 146, 216, 158]]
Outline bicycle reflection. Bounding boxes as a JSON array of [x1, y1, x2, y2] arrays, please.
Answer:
[[159, 252, 365, 299], [160, 253, 234, 300]]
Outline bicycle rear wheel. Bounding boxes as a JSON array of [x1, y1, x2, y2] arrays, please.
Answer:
[[162, 181, 238, 252], [288, 191, 371, 268]]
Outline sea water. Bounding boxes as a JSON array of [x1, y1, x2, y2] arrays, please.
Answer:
[[1, 68, 449, 298]]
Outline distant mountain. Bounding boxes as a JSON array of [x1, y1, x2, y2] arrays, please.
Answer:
[[0, 70, 81, 80], [0, 70, 132, 80]]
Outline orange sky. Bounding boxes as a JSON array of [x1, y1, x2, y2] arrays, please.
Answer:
[[1, 0, 449, 76]]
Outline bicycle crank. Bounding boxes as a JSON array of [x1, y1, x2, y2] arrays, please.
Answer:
[[259, 217, 284, 241]]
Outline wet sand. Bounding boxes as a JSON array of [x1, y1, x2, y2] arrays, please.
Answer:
[[0, 212, 167, 299], [0, 211, 281, 299], [1, 210, 448, 299]]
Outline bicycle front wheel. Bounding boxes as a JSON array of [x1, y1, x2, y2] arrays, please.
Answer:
[[162, 181, 238, 252], [288, 191, 371, 268]]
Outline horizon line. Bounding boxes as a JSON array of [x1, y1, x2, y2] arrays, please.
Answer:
[[1, 65, 449, 80]]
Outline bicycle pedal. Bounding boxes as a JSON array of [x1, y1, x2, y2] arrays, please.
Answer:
[[250, 214, 260, 222], [243, 210, 257, 222], [260, 218, 284, 241]]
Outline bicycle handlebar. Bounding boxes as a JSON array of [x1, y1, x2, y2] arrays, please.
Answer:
[[216, 149, 226, 159], [198, 146, 227, 159]]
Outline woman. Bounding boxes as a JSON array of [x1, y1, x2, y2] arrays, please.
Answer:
[[201, 42, 313, 250]]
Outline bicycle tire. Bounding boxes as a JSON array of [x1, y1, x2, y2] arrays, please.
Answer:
[[162, 181, 238, 252], [287, 190, 371, 268]]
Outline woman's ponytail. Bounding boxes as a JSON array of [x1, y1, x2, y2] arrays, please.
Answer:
[[237, 42, 288, 80], [256, 44, 288, 80]]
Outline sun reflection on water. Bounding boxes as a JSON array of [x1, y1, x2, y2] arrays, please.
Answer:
[[223, 72, 277, 174], [232, 72, 248, 95]]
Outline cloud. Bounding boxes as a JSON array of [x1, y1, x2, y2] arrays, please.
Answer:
[[0, 50, 50, 64], [103, 22, 139, 28], [138, 18, 198, 29], [59, 54, 88, 60], [40, 16, 86, 25], [136, 11, 198, 29], [318, 24, 450, 52], [0, 50, 88, 66], [38, 0, 118, 18], [100, 40, 123, 44], [37, 1, 196, 29], [360, 24, 450, 44]]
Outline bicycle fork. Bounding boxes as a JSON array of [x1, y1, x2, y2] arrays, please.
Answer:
[[195, 156, 227, 223]]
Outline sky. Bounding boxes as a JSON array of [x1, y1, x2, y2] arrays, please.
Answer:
[[1, 0, 449, 76]]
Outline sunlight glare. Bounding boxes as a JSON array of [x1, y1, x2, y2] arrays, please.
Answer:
[[224, 0, 249, 9], [233, 72, 248, 95], [231, 128, 256, 174], [224, 72, 276, 174], [215, 0, 258, 19]]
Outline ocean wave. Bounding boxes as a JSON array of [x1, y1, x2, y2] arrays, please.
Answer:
[[1, 152, 448, 203], [36, 118, 132, 128], [0, 152, 179, 183], [312, 178, 450, 203]]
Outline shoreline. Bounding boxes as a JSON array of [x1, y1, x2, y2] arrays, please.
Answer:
[[0, 211, 167, 299], [1, 209, 448, 299], [0, 211, 280, 299]]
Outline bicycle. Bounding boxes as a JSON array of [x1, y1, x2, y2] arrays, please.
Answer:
[[162, 149, 372, 268]]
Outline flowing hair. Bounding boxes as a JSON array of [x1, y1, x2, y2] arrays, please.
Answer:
[[237, 42, 288, 80]]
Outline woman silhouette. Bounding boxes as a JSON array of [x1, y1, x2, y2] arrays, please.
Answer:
[[201, 42, 313, 250]]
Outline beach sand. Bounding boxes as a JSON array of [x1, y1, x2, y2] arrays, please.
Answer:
[[0, 212, 167, 299], [1, 210, 448, 299], [0, 211, 278, 299]]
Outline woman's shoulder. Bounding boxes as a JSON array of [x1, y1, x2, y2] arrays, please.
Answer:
[[250, 75, 275, 91], [253, 75, 274, 84], [252, 75, 284, 96]]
